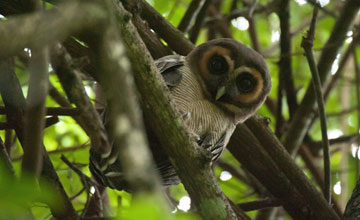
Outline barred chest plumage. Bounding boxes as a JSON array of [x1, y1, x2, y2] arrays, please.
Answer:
[[170, 63, 236, 154]]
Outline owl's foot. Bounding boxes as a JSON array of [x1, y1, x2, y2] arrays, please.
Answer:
[[197, 132, 226, 162]]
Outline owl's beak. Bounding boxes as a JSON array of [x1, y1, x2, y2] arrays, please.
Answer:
[[215, 86, 226, 100]]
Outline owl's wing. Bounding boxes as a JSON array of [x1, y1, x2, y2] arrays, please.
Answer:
[[155, 55, 185, 88]]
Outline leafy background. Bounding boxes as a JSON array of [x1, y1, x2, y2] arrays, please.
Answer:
[[0, 0, 359, 219]]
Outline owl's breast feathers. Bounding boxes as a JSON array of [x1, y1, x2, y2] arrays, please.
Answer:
[[155, 55, 236, 159]]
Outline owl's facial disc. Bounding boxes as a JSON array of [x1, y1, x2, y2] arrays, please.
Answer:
[[217, 68, 266, 118], [186, 38, 271, 117]]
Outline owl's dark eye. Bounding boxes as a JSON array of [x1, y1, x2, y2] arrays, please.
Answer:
[[236, 72, 257, 93], [208, 55, 228, 75]]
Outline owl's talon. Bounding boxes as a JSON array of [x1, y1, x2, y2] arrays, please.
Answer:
[[198, 133, 215, 148]]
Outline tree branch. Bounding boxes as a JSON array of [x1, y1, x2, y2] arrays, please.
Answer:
[[0, 57, 79, 219], [245, 116, 339, 219], [89, 0, 165, 197], [178, 0, 203, 33], [0, 1, 107, 59], [115, 1, 246, 219], [121, 0, 194, 56], [50, 44, 111, 156], [189, 0, 212, 43], [21, 42, 49, 178], [301, 5, 331, 203], [237, 198, 281, 211]]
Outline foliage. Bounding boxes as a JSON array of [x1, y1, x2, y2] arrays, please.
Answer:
[[0, 0, 359, 219]]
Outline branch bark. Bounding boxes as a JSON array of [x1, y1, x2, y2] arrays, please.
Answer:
[[50, 44, 111, 156], [115, 1, 246, 219], [301, 5, 331, 203]]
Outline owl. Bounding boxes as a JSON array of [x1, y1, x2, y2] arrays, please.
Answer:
[[90, 38, 272, 190]]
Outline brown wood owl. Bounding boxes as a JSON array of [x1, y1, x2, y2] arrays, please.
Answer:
[[90, 38, 272, 190]]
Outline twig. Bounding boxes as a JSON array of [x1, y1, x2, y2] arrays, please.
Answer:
[[0, 137, 15, 175], [0, 58, 79, 219], [305, 0, 337, 17], [61, 154, 99, 215], [50, 43, 111, 155], [189, 0, 212, 43], [277, 0, 297, 119], [262, 13, 327, 57], [237, 198, 282, 211], [301, 5, 331, 203], [353, 48, 360, 181], [70, 187, 86, 201], [61, 155, 97, 188], [0, 116, 58, 130], [0, 2, 107, 59], [283, 0, 360, 156], [0, 106, 103, 116], [216, 159, 250, 185], [327, 106, 358, 117], [12, 143, 89, 161], [225, 0, 278, 21], [178, 0, 203, 32]]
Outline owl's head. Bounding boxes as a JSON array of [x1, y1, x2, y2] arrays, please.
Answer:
[[186, 38, 272, 123]]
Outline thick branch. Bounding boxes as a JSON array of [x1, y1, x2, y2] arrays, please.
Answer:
[[121, 0, 194, 56], [227, 124, 312, 220], [245, 116, 339, 220], [115, 2, 244, 219], [0, 1, 107, 59], [50, 44, 111, 155], [90, 0, 165, 196]]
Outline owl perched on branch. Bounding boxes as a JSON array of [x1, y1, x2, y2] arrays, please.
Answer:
[[90, 38, 272, 190]]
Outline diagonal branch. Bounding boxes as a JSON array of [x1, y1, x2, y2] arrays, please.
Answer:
[[178, 0, 203, 33], [50, 44, 111, 156], [245, 116, 339, 219], [121, 0, 194, 55], [301, 5, 331, 203], [115, 1, 247, 219]]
